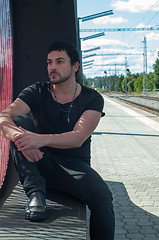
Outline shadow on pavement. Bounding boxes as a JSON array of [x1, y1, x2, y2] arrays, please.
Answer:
[[106, 181, 159, 240]]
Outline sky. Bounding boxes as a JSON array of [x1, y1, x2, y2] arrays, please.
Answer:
[[77, 0, 159, 78]]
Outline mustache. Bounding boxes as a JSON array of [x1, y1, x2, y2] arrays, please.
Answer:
[[49, 71, 59, 75]]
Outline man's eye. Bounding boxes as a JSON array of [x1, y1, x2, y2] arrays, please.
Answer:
[[58, 60, 63, 64]]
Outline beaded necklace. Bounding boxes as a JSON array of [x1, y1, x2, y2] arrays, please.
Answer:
[[52, 83, 78, 123]]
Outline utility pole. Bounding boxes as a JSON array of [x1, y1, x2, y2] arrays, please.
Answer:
[[125, 57, 128, 93], [143, 36, 148, 93], [115, 64, 117, 91], [154, 70, 156, 93]]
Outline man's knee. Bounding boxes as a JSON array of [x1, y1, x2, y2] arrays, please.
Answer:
[[12, 115, 37, 132], [88, 182, 113, 211]]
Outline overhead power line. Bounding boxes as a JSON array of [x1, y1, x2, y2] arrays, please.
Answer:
[[82, 53, 143, 59], [80, 27, 159, 32], [95, 53, 143, 56], [93, 64, 125, 66]]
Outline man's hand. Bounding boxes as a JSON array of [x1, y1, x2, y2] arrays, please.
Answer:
[[22, 148, 44, 162], [13, 127, 45, 162], [13, 127, 43, 151]]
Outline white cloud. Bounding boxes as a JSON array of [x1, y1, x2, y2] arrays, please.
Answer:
[[112, 0, 159, 13], [81, 37, 128, 50], [136, 23, 151, 28], [129, 63, 143, 73], [93, 56, 125, 64], [100, 47, 142, 55], [146, 32, 159, 41], [93, 16, 128, 25]]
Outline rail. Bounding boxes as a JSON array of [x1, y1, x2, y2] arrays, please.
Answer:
[[107, 94, 159, 116]]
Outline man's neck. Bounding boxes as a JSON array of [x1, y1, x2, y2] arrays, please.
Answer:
[[51, 80, 79, 104]]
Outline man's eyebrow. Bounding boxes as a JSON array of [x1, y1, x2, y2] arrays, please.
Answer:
[[56, 57, 65, 61], [47, 57, 65, 61]]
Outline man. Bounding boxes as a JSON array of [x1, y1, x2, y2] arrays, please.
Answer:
[[0, 41, 115, 240]]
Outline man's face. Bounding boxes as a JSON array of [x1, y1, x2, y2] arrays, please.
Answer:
[[47, 50, 78, 84]]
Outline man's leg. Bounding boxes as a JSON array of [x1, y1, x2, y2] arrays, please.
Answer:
[[10, 115, 46, 197], [68, 162, 115, 240], [10, 141, 46, 196], [38, 157, 115, 240], [84, 170, 115, 240], [10, 115, 47, 221]]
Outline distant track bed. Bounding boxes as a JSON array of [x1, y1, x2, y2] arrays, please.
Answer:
[[106, 93, 159, 116]]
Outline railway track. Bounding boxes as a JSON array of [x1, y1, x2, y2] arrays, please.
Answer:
[[106, 93, 159, 116], [138, 95, 159, 102]]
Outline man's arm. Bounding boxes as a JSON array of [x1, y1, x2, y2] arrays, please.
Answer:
[[13, 110, 102, 151], [0, 98, 44, 162], [44, 110, 102, 148], [0, 98, 31, 141]]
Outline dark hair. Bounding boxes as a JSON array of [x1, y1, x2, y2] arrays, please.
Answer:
[[47, 41, 80, 77]]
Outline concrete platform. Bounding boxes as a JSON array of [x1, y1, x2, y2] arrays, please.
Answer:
[[91, 95, 159, 240], [1, 94, 159, 240]]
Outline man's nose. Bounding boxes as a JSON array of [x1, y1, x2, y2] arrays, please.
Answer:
[[49, 63, 57, 71]]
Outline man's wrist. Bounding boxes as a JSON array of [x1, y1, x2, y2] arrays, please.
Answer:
[[40, 134, 51, 148]]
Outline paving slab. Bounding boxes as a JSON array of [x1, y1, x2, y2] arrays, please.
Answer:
[[91, 95, 159, 240]]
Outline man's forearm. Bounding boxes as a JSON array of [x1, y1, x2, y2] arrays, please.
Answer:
[[0, 112, 23, 141], [42, 131, 84, 149], [13, 130, 84, 151]]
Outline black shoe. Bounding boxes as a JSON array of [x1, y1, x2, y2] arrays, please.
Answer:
[[25, 191, 47, 221]]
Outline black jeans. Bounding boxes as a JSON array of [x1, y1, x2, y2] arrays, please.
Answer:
[[10, 115, 115, 240]]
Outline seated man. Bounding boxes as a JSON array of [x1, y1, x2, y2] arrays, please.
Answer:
[[0, 41, 115, 240]]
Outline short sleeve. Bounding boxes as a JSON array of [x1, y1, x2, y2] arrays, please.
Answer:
[[18, 83, 39, 110], [85, 92, 105, 117]]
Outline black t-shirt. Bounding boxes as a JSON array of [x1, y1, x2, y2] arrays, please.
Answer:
[[18, 82, 104, 163]]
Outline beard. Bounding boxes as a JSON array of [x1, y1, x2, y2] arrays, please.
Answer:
[[48, 70, 73, 84]]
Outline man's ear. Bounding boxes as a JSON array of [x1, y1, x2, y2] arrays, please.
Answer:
[[73, 61, 80, 71]]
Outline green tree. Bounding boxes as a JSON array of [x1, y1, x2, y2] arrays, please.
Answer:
[[83, 74, 88, 86], [116, 74, 124, 92], [127, 73, 140, 93], [153, 58, 159, 90], [134, 74, 143, 93], [127, 76, 135, 93], [147, 72, 155, 91]]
